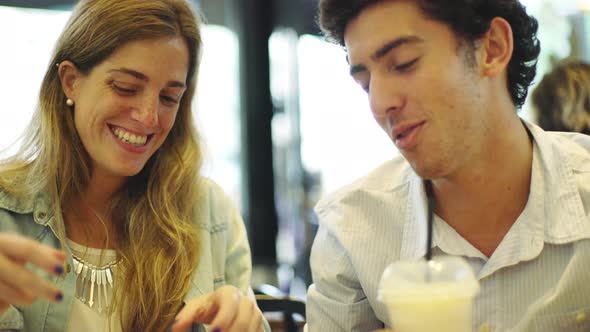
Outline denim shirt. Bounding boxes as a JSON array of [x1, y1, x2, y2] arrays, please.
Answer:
[[0, 178, 269, 332]]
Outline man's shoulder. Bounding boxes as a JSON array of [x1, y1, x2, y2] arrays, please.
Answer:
[[315, 155, 412, 215], [544, 131, 590, 171]]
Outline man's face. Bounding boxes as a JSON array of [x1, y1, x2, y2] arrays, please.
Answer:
[[344, 0, 491, 179]]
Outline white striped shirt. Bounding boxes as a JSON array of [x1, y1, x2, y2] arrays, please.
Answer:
[[306, 121, 590, 332]]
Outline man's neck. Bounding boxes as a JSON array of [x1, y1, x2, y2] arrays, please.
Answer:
[[432, 114, 533, 257]]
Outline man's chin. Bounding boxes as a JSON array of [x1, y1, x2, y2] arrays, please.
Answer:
[[408, 159, 446, 181]]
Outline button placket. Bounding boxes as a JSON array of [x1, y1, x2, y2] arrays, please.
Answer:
[[479, 322, 491, 332]]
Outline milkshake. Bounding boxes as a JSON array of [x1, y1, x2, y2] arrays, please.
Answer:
[[378, 256, 479, 332]]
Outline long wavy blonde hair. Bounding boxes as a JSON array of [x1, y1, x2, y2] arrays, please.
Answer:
[[532, 60, 590, 134], [0, 1, 204, 331]]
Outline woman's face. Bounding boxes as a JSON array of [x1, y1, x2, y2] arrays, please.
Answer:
[[62, 36, 190, 183]]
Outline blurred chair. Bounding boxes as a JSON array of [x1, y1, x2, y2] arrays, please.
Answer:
[[255, 284, 306, 332]]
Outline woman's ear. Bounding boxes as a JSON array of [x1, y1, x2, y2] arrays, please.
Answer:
[[480, 17, 514, 78], [57, 60, 82, 101]]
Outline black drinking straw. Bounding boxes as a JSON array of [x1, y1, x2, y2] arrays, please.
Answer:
[[424, 180, 435, 261]]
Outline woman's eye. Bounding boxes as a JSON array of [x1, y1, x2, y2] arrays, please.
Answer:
[[160, 95, 179, 105], [112, 83, 136, 94]]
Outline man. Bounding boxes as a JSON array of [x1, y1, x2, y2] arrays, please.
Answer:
[[306, 0, 590, 331]]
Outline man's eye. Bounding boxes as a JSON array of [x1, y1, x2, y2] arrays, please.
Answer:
[[355, 79, 369, 93], [394, 58, 419, 72]]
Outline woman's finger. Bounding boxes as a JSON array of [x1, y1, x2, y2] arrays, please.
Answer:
[[246, 306, 263, 332], [172, 294, 216, 332], [0, 253, 62, 304], [0, 233, 66, 276], [0, 279, 35, 306], [225, 296, 256, 331], [0, 300, 8, 315], [207, 286, 241, 330]]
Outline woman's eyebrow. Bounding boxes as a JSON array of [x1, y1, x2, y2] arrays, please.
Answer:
[[108, 68, 186, 88]]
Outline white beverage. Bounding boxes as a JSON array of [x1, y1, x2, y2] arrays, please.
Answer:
[[379, 256, 479, 332]]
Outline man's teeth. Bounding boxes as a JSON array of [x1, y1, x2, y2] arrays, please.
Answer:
[[113, 127, 148, 145]]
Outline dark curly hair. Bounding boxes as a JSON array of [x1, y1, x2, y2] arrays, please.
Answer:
[[318, 0, 541, 109]]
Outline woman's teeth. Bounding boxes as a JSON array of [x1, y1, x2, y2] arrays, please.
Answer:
[[112, 127, 148, 146]]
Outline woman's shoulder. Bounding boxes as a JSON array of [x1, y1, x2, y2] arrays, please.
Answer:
[[193, 177, 241, 230], [0, 168, 40, 214], [0, 188, 49, 237], [197, 177, 236, 209], [0, 185, 38, 214]]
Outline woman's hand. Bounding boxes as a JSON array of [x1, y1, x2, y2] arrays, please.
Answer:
[[171, 285, 264, 332], [0, 233, 66, 313]]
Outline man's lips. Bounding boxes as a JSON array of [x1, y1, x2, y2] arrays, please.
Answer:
[[392, 121, 426, 139], [392, 121, 426, 150]]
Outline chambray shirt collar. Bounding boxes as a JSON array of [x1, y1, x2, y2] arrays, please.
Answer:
[[399, 120, 590, 263], [0, 188, 53, 221]]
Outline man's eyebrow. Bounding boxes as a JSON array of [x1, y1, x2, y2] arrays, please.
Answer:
[[371, 35, 424, 61], [349, 35, 424, 76], [108, 68, 186, 88]]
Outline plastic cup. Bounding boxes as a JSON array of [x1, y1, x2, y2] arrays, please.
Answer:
[[378, 256, 479, 332]]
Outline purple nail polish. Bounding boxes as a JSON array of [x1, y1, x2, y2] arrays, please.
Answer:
[[55, 292, 63, 302], [212, 328, 220, 332], [55, 265, 64, 275]]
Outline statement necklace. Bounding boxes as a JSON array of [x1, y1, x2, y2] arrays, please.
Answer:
[[72, 253, 119, 313]]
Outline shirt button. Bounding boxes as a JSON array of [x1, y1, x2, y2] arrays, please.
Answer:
[[65, 263, 72, 274], [576, 312, 587, 324], [479, 323, 491, 332]]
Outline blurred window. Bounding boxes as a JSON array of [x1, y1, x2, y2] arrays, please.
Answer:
[[298, 35, 396, 195]]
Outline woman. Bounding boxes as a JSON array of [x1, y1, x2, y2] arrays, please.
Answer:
[[0, 1, 267, 331], [532, 60, 590, 134]]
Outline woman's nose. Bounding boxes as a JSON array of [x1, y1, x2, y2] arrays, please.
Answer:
[[131, 96, 159, 127]]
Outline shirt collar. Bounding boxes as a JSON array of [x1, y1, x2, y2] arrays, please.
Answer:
[[399, 173, 430, 260], [524, 121, 590, 242], [399, 119, 590, 261]]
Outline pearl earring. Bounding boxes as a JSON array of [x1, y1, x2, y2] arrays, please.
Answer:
[[66, 98, 74, 106]]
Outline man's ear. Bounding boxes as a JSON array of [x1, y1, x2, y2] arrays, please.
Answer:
[[57, 60, 82, 101], [480, 17, 514, 78]]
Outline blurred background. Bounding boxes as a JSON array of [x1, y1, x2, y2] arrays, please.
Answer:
[[0, 0, 589, 304]]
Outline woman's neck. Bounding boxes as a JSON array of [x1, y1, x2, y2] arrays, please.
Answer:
[[83, 169, 126, 212], [64, 171, 126, 249]]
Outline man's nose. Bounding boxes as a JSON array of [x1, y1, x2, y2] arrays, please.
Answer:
[[369, 75, 405, 118]]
